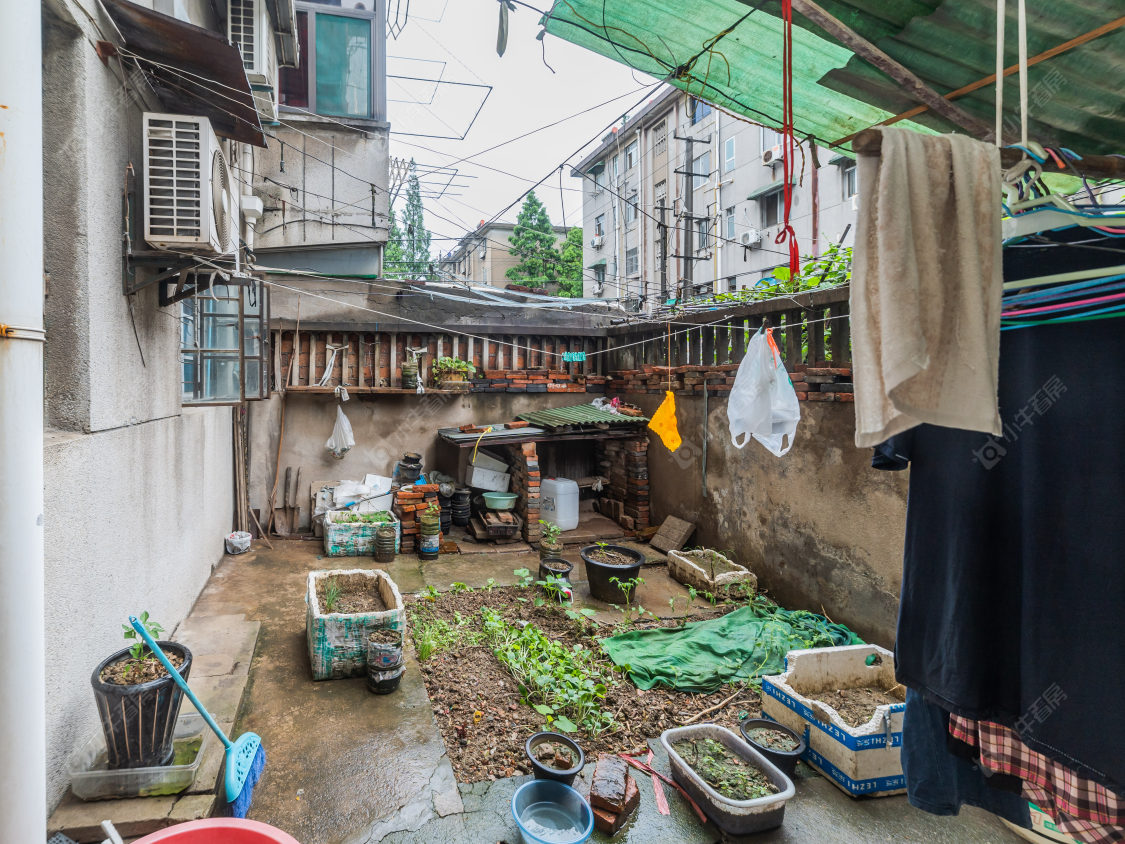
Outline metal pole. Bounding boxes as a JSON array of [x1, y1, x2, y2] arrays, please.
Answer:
[[0, 1, 47, 840]]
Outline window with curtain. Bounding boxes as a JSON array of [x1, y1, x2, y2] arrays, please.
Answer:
[[280, 3, 378, 120], [724, 137, 736, 172], [726, 206, 736, 239]]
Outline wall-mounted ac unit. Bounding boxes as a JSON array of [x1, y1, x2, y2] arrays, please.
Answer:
[[229, 0, 278, 119], [478, 245, 487, 259], [740, 228, 762, 248], [851, 193, 859, 211], [762, 145, 785, 166], [590, 235, 604, 249], [143, 113, 237, 254]]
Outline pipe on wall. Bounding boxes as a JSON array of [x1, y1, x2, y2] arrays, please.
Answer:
[[0, 1, 47, 839]]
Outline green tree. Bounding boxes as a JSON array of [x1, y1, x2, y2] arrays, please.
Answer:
[[387, 160, 433, 279], [557, 227, 585, 297], [383, 207, 405, 278], [505, 191, 560, 287]]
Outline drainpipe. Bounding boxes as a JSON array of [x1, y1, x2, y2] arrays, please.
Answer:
[[0, 2, 46, 841]]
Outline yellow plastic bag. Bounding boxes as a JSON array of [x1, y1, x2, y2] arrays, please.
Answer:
[[648, 390, 682, 452]]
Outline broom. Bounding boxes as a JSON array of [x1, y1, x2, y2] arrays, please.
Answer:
[[130, 616, 266, 818]]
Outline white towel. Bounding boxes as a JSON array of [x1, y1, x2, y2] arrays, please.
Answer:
[[851, 127, 1003, 448]]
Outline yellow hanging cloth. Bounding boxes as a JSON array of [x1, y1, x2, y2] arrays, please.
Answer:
[[648, 390, 682, 452]]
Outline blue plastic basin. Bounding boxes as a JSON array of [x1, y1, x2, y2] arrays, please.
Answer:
[[511, 779, 594, 844]]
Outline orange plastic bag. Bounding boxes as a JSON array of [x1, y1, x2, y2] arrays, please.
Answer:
[[648, 390, 682, 452]]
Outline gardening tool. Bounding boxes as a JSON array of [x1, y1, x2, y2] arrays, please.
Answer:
[[129, 617, 265, 818]]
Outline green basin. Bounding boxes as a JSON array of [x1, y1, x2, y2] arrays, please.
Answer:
[[482, 492, 518, 510]]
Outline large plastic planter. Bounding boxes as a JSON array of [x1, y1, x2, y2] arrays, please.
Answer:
[[579, 544, 644, 603], [661, 724, 795, 836]]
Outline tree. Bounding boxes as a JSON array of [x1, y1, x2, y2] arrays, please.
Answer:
[[383, 206, 405, 277], [505, 191, 560, 287], [557, 227, 585, 297], [386, 160, 432, 279]]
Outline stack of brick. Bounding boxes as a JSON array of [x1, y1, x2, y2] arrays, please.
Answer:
[[505, 442, 542, 543], [595, 437, 649, 532], [392, 483, 439, 555], [467, 369, 604, 394], [788, 365, 854, 403], [607, 364, 852, 403], [588, 754, 640, 835]]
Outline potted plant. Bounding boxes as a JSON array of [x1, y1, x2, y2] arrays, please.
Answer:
[[431, 356, 476, 385], [579, 543, 644, 603], [538, 556, 573, 583], [538, 519, 564, 559], [525, 731, 585, 786], [738, 718, 806, 777], [90, 612, 193, 769]]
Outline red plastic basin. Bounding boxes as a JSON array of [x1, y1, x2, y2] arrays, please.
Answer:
[[133, 819, 300, 843]]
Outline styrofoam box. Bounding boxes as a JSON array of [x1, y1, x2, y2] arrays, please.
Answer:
[[466, 465, 510, 493], [761, 643, 906, 797], [470, 449, 509, 473]]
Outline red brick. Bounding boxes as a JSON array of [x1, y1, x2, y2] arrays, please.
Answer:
[[794, 391, 808, 401], [547, 383, 568, 392], [835, 393, 855, 402], [806, 393, 833, 401]]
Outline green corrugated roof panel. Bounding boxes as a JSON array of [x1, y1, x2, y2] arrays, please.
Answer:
[[517, 404, 649, 428], [544, 0, 1125, 154]]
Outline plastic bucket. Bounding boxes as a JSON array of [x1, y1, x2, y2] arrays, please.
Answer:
[[133, 818, 300, 843], [540, 478, 579, 531], [511, 779, 594, 844]]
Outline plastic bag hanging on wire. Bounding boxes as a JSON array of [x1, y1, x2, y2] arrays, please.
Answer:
[[727, 328, 800, 456], [326, 405, 355, 460], [648, 390, 682, 452]]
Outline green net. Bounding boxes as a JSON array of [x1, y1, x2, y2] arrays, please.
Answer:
[[600, 602, 862, 693]]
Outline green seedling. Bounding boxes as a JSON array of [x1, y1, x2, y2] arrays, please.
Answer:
[[422, 584, 440, 601], [122, 611, 164, 661], [450, 581, 471, 594], [485, 577, 496, 592], [324, 578, 342, 612], [513, 567, 533, 588]]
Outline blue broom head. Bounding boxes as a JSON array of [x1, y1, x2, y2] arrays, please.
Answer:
[[226, 732, 265, 818]]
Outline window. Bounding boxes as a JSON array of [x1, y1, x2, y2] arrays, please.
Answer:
[[591, 166, 604, 192], [592, 264, 606, 288], [625, 140, 638, 169], [842, 163, 858, 198], [761, 127, 784, 151], [612, 154, 619, 183], [654, 180, 667, 211], [727, 276, 737, 292], [280, 2, 381, 120], [695, 218, 710, 250], [652, 120, 667, 156], [724, 137, 736, 172], [180, 279, 268, 404], [726, 206, 736, 240], [690, 97, 711, 125], [761, 189, 783, 227], [626, 247, 639, 275], [692, 151, 711, 190], [594, 213, 605, 236], [624, 189, 638, 223]]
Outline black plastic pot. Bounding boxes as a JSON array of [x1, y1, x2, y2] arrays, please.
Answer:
[[538, 556, 573, 583], [91, 642, 193, 769], [367, 663, 404, 695], [525, 732, 585, 785], [738, 718, 806, 777], [580, 544, 645, 603]]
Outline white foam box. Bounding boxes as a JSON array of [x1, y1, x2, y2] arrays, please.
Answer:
[[465, 465, 510, 493], [761, 643, 906, 797]]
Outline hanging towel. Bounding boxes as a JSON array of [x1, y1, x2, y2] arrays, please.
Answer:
[[851, 127, 1003, 447], [648, 390, 682, 452]]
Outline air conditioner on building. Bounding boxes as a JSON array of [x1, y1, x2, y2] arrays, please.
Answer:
[[479, 245, 487, 259], [762, 145, 785, 166], [229, 0, 279, 119], [143, 113, 237, 254], [851, 193, 860, 211], [740, 228, 762, 248], [590, 235, 604, 249]]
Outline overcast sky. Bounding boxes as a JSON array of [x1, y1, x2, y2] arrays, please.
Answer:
[[385, 0, 660, 253]]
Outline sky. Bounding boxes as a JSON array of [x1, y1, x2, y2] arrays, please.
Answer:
[[384, 0, 660, 255]]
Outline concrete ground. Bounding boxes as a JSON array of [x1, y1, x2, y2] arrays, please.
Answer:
[[207, 538, 1023, 844]]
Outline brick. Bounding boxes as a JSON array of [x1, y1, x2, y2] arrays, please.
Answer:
[[790, 382, 809, 391], [806, 392, 833, 401], [820, 382, 853, 392], [794, 391, 808, 401], [835, 393, 855, 402], [589, 754, 629, 813], [806, 367, 852, 377], [804, 374, 835, 384], [547, 383, 569, 392], [506, 386, 527, 393]]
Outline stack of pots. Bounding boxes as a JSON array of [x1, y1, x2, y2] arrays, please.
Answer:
[[418, 506, 441, 560], [451, 488, 472, 527], [394, 452, 423, 484], [438, 491, 452, 535], [400, 360, 418, 389], [373, 523, 397, 563], [367, 629, 404, 694]]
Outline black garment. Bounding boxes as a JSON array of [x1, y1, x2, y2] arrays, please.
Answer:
[[877, 317, 1125, 794], [902, 689, 1031, 826]]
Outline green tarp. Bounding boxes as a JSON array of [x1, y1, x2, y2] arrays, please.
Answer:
[[601, 604, 862, 693]]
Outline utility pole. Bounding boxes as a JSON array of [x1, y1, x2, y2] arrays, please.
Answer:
[[656, 202, 669, 301], [673, 131, 711, 299]]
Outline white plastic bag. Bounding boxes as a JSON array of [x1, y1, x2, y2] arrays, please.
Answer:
[[727, 328, 801, 456], [225, 531, 252, 554], [326, 405, 355, 460]]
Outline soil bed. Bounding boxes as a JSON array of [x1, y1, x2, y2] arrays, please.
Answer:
[[368, 628, 401, 645], [541, 560, 570, 573], [100, 651, 185, 685], [535, 741, 576, 769], [316, 573, 387, 614], [745, 726, 800, 752], [671, 737, 778, 801], [810, 685, 904, 728], [585, 548, 636, 566], [408, 586, 761, 782]]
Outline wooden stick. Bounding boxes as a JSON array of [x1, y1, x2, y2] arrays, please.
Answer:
[[681, 687, 745, 725], [249, 507, 274, 550], [619, 754, 708, 824]]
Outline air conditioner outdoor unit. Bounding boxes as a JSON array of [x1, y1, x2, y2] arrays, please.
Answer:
[[143, 113, 237, 254], [479, 246, 487, 259], [851, 193, 860, 211], [762, 144, 785, 166], [740, 228, 762, 248], [229, 0, 279, 119], [590, 235, 604, 249]]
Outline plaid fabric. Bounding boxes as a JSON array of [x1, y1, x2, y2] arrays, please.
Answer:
[[950, 715, 1125, 843]]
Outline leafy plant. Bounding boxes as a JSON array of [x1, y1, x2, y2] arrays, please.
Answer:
[[409, 607, 482, 661], [324, 579, 342, 613], [432, 356, 476, 380], [485, 577, 497, 592], [122, 611, 164, 661], [450, 582, 471, 594], [535, 575, 571, 604], [538, 520, 563, 544], [422, 584, 440, 602], [672, 737, 778, 801], [608, 575, 643, 607], [513, 567, 533, 588]]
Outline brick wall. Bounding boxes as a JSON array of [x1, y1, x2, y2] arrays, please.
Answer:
[[607, 364, 854, 403], [469, 370, 607, 394], [595, 437, 650, 532], [506, 442, 541, 543]]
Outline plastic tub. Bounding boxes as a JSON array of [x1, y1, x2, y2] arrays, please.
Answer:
[[540, 478, 579, 531], [482, 491, 518, 510], [133, 818, 300, 843], [511, 779, 594, 844], [661, 724, 794, 836]]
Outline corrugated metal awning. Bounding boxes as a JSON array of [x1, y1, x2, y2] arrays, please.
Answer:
[[747, 179, 793, 200], [518, 404, 649, 429], [102, 0, 265, 146]]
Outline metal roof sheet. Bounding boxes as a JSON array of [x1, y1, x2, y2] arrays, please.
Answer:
[[517, 404, 649, 428]]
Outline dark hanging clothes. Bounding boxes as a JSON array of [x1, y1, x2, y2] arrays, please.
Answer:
[[877, 316, 1125, 794]]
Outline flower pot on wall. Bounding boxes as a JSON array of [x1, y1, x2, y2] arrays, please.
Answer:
[[91, 642, 193, 769]]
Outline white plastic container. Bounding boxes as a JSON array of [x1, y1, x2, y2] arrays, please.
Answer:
[[540, 478, 579, 531]]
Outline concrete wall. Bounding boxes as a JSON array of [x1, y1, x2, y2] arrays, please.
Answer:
[[41, 7, 234, 809], [626, 393, 907, 645]]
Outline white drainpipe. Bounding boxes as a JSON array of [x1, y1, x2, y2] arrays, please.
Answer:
[[0, 2, 46, 841]]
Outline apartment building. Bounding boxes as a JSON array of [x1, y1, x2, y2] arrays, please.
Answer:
[[571, 84, 857, 308], [441, 221, 570, 286]]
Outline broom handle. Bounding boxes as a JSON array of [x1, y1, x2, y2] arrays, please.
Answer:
[[129, 616, 233, 751]]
